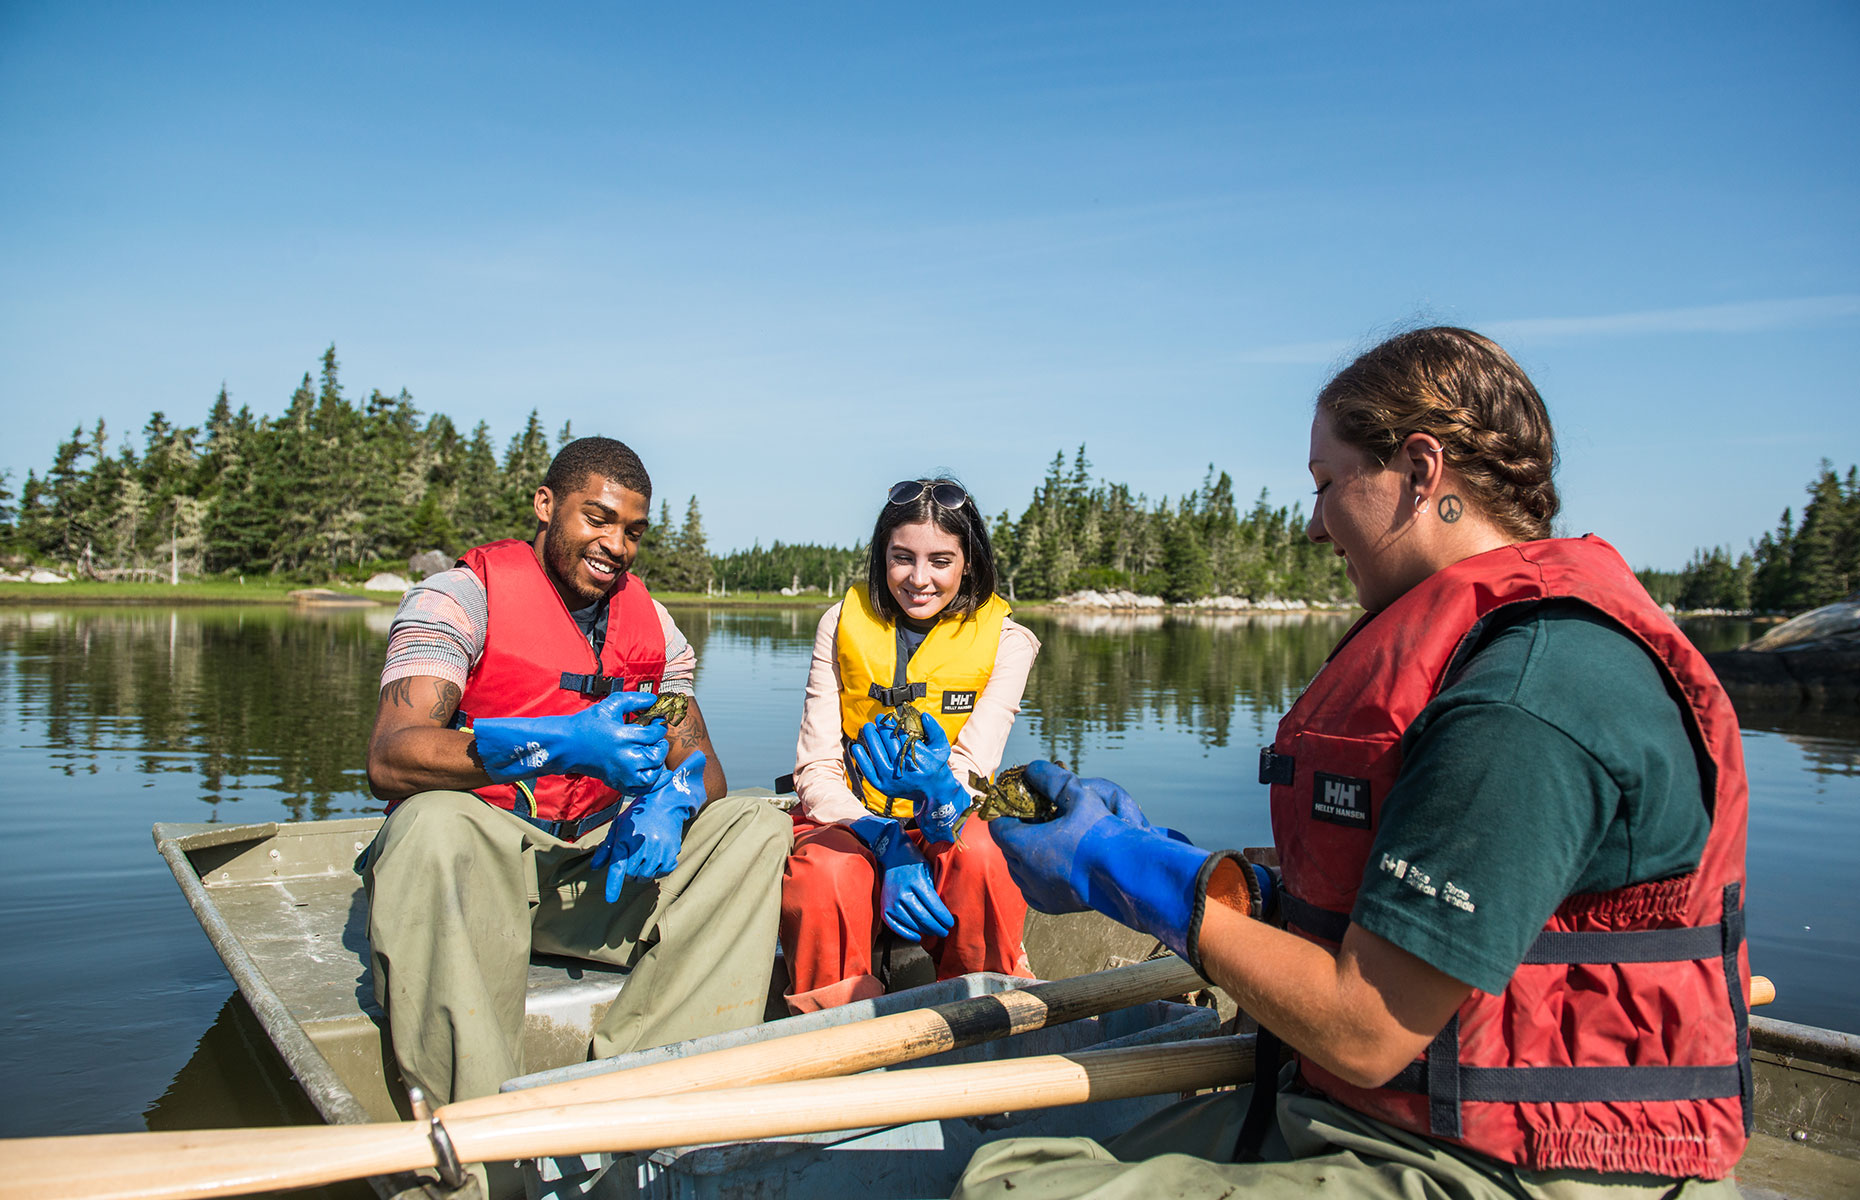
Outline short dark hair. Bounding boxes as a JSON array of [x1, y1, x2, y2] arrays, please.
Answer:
[[542, 437, 652, 503], [1317, 327, 1559, 541], [865, 477, 1000, 623]]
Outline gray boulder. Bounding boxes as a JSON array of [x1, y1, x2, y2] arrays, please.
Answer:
[[1706, 597, 1860, 708], [408, 549, 451, 580]]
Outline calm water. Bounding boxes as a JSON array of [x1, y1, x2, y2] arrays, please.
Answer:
[[0, 604, 1854, 1159]]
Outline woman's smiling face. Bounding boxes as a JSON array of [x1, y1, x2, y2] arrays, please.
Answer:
[[885, 520, 966, 621], [1307, 412, 1414, 612]]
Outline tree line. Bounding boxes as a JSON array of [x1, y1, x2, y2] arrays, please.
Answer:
[[989, 447, 1347, 603], [1635, 461, 1859, 613], [20, 345, 1843, 613], [0, 348, 1349, 603]]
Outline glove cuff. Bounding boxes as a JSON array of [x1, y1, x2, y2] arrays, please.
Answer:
[[1081, 823, 1211, 963], [912, 771, 971, 843], [471, 719, 550, 784], [849, 816, 921, 871], [1185, 851, 1266, 979]]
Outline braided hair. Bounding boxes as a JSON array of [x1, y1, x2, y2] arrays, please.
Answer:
[[1317, 327, 1559, 541]]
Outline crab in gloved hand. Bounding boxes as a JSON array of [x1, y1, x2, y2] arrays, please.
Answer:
[[633, 692, 689, 727]]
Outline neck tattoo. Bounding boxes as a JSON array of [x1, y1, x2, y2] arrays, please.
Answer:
[[1438, 494, 1464, 524]]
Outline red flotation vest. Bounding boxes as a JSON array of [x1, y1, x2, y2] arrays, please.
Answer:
[[457, 538, 667, 822], [1261, 536, 1750, 1179]]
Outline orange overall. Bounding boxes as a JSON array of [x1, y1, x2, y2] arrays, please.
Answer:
[[782, 813, 1031, 1012]]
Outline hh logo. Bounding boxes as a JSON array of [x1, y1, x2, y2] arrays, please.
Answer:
[[1311, 771, 1372, 829], [941, 690, 978, 714]]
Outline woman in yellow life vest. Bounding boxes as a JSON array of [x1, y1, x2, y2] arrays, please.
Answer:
[[780, 478, 1040, 1012]]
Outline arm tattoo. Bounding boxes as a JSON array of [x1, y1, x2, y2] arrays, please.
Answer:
[[672, 709, 709, 751], [430, 681, 462, 722], [382, 678, 415, 709]]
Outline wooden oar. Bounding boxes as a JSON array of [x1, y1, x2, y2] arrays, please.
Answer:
[[1751, 975, 1774, 1006], [441, 952, 1206, 1118], [0, 1035, 1256, 1200]]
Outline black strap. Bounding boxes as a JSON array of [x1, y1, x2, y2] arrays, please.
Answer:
[[515, 797, 623, 842], [1280, 891, 1350, 943], [1521, 924, 1724, 964], [774, 773, 796, 795], [1288, 893, 1727, 966], [1258, 747, 1295, 786], [1387, 1060, 1744, 1107], [1722, 881, 1754, 1135], [1426, 1017, 1462, 1138], [867, 681, 927, 707], [559, 671, 626, 696], [1233, 1027, 1282, 1161]]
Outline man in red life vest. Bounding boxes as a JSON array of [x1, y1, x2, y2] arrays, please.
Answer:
[[364, 436, 789, 1111]]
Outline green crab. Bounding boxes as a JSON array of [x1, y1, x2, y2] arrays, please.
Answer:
[[950, 764, 1057, 842], [964, 765, 1056, 822], [879, 700, 928, 767], [636, 691, 689, 727]]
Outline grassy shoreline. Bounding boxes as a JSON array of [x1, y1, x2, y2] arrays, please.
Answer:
[[0, 580, 386, 605], [0, 580, 841, 608]]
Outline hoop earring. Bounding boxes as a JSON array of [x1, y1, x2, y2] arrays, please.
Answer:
[[1414, 494, 1430, 517]]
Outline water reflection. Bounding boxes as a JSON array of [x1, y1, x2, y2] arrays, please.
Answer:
[[1015, 611, 1353, 771], [0, 606, 385, 820]]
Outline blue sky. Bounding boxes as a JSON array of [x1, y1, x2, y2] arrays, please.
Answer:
[[2, 2, 1855, 570]]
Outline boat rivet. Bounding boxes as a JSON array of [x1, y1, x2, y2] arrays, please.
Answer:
[[269, 849, 280, 860], [1793, 1129, 1808, 1142], [354, 842, 366, 852]]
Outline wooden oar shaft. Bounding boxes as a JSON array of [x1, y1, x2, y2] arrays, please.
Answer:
[[443, 953, 1206, 1119], [1751, 975, 1775, 1006], [0, 1036, 1255, 1200], [0, 1123, 430, 1200], [459, 1034, 1252, 1166]]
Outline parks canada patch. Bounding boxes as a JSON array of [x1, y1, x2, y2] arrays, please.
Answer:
[[1311, 771, 1372, 829], [941, 690, 978, 714]]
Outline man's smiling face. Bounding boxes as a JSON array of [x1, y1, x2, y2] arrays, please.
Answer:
[[534, 472, 650, 608]]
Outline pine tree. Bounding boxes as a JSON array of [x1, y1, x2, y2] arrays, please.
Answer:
[[1790, 462, 1849, 608]]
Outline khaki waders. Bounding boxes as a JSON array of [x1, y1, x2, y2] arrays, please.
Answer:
[[364, 788, 790, 1107], [953, 1071, 1743, 1200]]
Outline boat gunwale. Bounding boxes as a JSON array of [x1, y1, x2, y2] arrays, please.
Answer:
[[152, 818, 441, 1200]]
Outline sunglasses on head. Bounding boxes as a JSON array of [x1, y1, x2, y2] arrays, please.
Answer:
[[887, 480, 969, 510]]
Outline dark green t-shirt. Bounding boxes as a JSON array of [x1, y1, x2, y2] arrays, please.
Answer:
[[1349, 603, 1711, 994]]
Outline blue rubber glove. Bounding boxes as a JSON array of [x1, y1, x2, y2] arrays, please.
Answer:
[[590, 751, 706, 901], [849, 716, 970, 845], [849, 816, 956, 941], [472, 691, 669, 796], [991, 761, 1265, 965]]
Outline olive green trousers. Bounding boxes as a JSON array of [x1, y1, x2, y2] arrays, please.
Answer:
[[363, 788, 791, 1106], [953, 1079, 1742, 1200]]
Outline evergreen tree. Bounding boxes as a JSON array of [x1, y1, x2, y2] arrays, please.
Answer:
[[0, 468, 14, 550], [454, 420, 504, 547], [1789, 462, 1852, 607]]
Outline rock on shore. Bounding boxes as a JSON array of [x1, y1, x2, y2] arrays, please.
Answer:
[[1047, 589, 1336, 612], [1706, 597, 1860, 708]]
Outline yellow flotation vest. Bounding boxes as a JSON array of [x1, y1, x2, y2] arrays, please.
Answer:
[[835, 583, 1011, 818]]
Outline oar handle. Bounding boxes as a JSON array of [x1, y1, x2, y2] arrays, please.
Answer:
[[1750, 975, 1775, 1007], [442, 953, 1206, 1119]]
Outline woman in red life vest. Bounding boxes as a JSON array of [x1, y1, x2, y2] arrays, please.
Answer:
[[963, 328, 1748, 1198], [780, 478, 1039, 1013]]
